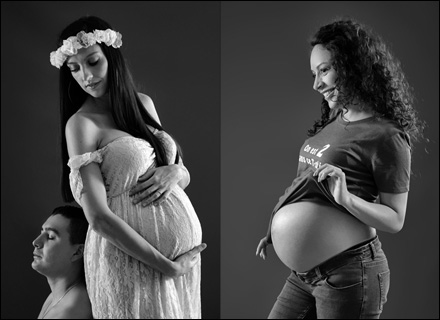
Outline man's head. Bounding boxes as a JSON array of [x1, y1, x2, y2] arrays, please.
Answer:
[[32, 206, 88, 277]]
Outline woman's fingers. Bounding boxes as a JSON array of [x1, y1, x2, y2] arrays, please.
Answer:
[[188, 244, 207, 266], [318, 167, 332, 182], [129, 178, 154, 198], [256, 240, 263, 255], [131, 186, 157, 205], [179, 244, 207, 268], [130, 166, 179, 206], [313, 164, 341, 182], [190, 254, 201, 265], [140, 189, 165, 207], [172, 243, 207, 277], [258, 245, 267, 260], [152, 189, 172, 206], [256, 238, 268, 259], [192, 243, 208, 256]]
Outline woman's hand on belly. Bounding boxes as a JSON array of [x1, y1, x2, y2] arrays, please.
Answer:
[[256, 236, 271, 260], [168, 243, 207, 278], [129, 164, 184, 207]]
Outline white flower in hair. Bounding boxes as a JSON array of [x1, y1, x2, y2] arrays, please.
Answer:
[[113, 32, 123, 48], [106, 29, 117, 46], [49, 29, 122, 69], [77, 31, 97, 48], [60, 37, 79, 56], [50, 50, 65, 68], [93, 30, 110, 44]]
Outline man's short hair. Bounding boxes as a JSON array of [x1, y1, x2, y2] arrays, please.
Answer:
[[51, 206, 88, 244]]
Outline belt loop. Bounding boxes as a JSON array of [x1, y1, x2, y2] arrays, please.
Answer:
[[315, 267, 322, 279], [369, 242, 376, 260]]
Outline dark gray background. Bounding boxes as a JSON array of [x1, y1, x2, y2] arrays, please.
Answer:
[[221, 1, 439, 319], [2, 1, 439, 319], [1, 1, 220, 319]]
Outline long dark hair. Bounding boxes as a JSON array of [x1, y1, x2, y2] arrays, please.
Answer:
[[56, 16, 180, 202], [308, 18, 426, 148]]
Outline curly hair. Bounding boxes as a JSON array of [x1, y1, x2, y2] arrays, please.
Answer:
[[308, 19, 425, 148]]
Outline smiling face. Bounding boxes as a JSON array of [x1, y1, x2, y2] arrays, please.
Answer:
[[310, 44, 339, 109], [31, 214, 81, 277], [66, 44, 109, 98]]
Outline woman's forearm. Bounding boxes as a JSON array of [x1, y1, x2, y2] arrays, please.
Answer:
[[342, 194, 404, 233]]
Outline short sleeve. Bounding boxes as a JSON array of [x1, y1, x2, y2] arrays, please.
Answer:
[[67, 150, 104, 204], [372, 131, 411, 193]]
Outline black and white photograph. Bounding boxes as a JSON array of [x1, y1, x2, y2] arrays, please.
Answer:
[[1, 1, 438, 319], [221, 1, 438, 319], [1, 1, 219, 319]]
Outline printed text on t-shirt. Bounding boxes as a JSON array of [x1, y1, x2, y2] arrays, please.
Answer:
[[299, 144, 331, 169]]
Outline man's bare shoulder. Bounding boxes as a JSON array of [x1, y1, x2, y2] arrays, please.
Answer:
[[49, 283, 92, 319]]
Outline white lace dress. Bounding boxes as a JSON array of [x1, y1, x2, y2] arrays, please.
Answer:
[[68, 130, 202, 319]]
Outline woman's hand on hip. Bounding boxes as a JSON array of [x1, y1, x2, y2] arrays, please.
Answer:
[[169, 243, 207, 278], [256, 236, 270, 260], [314, 163, 350, 206], [129, 164, 183, 207]]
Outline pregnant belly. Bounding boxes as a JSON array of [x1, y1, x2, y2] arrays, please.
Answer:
[[271, 201, 375, 272], [111, 188, 202, 260]]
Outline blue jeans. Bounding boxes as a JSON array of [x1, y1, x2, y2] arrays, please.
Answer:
[[268, 236, 390, 319]]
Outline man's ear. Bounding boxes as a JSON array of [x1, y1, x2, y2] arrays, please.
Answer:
[[71, 244, 84, 262]]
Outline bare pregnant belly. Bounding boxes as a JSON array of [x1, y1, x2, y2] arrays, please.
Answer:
[[271, 201, 375, 272]]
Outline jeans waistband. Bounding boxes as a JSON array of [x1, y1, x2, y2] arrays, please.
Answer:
[[294, 236, 381, 283]]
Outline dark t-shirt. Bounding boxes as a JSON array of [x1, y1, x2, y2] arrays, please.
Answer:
[[266, 113, 411, 243]]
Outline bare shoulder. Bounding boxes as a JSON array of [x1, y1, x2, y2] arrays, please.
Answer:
[[66, 112, 98, 134], [70, 284, 93, 319], [137, 92, 153, 107], [50, 284, 93, 319], [138, 92, 151, 103], [138, 92, 161, 125], [65, 112, 100, 156]]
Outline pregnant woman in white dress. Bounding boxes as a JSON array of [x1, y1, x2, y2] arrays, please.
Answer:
[[51, 16, 205, 319]]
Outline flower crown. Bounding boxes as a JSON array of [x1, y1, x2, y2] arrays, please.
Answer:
[[50, 29, 122, 69]]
